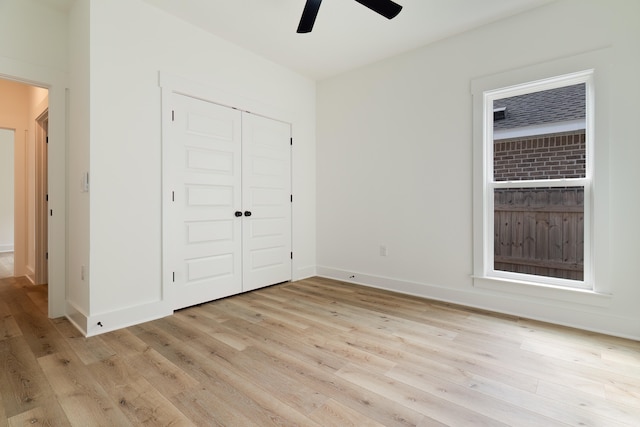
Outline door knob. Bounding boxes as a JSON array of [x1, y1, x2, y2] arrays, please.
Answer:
[[234, 211, 243, 217], [244, 211, 252, 217]]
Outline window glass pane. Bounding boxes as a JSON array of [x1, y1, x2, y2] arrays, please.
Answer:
[[493, 83, 586, 181], [494, 187, 584, 281]]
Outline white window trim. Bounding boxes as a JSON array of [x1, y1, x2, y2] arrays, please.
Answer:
[[471, 48, 612, 303]]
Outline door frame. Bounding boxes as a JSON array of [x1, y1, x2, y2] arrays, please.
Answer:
[[35, 109, 48, 285], [0, 63, 67, 318]]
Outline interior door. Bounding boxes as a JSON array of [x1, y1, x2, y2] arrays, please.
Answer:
[[242, 113, 292, 291], [166, 94, 243, 310]]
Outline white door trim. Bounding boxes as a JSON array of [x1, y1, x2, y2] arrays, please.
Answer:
[[35, 108, 48, 286]]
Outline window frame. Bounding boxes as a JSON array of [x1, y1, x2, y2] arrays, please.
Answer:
[[484, 71, 593, 290], [471, 49, 612, 302]]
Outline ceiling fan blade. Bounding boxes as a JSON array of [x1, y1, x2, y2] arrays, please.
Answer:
[[354, 0, 402, 19], [297, 0, 323, 33]]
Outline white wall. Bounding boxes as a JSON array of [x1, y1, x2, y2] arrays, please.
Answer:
[[82, 0, 316, 335], [317, 0, 640, 339], [0, 0, 68, 72], [0, 128, 14, 252]]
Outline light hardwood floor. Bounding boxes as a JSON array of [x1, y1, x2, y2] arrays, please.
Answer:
[[1, 275, 639, 426]]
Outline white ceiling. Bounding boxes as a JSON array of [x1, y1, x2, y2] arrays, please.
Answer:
[[141, 0, 555, 80], [39, 0, 555, 80]]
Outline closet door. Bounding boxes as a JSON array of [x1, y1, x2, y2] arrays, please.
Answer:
[[241, 113, 292, 291], [166, 94, 243, 310]]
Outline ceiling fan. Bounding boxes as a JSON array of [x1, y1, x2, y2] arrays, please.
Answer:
[[297, 0, 403, 33]]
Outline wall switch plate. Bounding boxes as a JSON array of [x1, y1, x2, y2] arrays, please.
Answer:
[[81, 172, 89, 192]]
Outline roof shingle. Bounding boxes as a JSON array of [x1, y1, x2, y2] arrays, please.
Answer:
[[493, 83, 585, 130]]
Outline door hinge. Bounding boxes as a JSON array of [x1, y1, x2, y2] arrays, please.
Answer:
[[290, 252, 293, 260], [46, 136, 49, 144], [172, 191, 175, 202], [46, 252, 48, 260], [172, 110, 175, 122], [290, 194, 293, 203], [172, 272, 175, 282], [46, 194, 48, 202], [290, 137, 293, 146], [50, 209, 53, 217]]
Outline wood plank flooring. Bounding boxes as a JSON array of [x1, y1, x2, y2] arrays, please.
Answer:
[[1, 275, 639, 426]]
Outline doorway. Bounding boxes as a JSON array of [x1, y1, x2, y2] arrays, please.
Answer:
[[0, 78, 49, 292]]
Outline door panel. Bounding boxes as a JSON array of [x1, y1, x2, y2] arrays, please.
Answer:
[[167, 94, 242, 310], [242, 113, 292, 291], [164, 94, 292, 308]]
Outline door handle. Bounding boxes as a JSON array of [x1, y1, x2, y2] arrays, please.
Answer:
[[234, 211, 243, 217], [244, 211, 252, 217]]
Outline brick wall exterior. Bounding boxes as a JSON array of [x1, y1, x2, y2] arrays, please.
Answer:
[[493, 130, 586, 181]]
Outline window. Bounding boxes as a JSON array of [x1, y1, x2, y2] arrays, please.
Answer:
[[486, 74, 592, 289], [472, 49, 613, 302], [479, 71, 594, 290]]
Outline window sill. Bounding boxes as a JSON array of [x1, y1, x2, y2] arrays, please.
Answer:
[[472, 275, 612, 307]]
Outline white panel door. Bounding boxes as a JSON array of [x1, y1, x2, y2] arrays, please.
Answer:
[[166, 94, 243, 310], [242, 113, 292, 291]]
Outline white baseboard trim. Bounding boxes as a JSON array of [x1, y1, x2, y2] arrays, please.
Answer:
[[66, 301, 88, 336], [25, 273, 35, 285], [24, 265, 35, 285], [85, 301, 172, 337], [316, 266, 640, 341], [294, 265, 317, 281], [0, 244, 14, 252]]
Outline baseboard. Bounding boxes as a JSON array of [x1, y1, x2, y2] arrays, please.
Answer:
[[65, 301, 88, 336], [294, 265, 317, 281], [0, 244, 14, 252], [85, 301, 173, 337], [25, 265, 35, 285], [316, 266, 640, 341]]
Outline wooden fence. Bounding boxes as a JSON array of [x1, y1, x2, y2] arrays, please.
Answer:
[[494, 187, 584, 281]]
